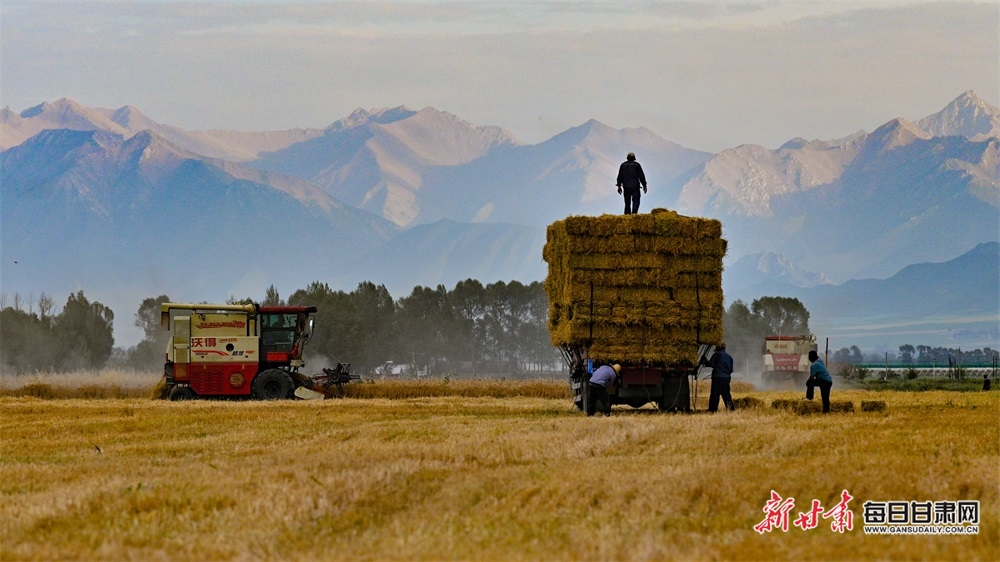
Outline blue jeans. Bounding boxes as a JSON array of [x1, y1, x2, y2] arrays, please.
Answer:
[[623, 189, 641, 214]]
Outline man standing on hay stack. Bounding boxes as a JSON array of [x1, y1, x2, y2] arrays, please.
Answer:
[[701, 343, 735, 412], [616, 152, 647, 214], [806, 350, 833, 413]]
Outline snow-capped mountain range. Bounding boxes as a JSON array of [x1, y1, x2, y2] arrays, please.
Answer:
[[1, 91, 997, 348]]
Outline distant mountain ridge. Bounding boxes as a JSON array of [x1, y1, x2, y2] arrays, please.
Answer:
[[251, 106, 522, 227], [751, 243, 1000, 349], [1, 91, 997, 347], [1, 127, 399, 343], [675, 92, 999, 281], [0, 98, 328, 161]]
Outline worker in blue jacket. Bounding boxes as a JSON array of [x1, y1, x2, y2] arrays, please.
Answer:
[[806, 350, 833, 412], [701, 343, 734, 412], [587, 363, 621, 416]]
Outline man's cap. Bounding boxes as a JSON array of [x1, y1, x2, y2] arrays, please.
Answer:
[[612, 364, 622, 373], [627, 152, 636, 160]]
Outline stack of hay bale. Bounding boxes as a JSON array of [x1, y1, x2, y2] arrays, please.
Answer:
[[543, 209, 726, 366]]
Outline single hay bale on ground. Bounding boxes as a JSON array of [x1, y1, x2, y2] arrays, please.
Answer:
[[772, 398, 854, 414], [861, 400, 887, 412], [793, 401, 823, 414], [771, 399, 796, 410], [829, 401, 855, 413], [732, 396, 765, 409]]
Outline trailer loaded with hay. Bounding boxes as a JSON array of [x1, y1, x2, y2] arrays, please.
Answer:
[[543, 209, 726, 411]]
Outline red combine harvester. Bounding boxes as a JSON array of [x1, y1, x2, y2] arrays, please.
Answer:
[[160, 301, 356, 400]]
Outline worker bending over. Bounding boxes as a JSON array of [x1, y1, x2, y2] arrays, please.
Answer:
[[587, 363, 621, 417]]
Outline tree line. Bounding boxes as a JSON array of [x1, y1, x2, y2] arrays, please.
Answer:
[[3, 286, 994, 375], [281, 279, 556, 376], [0, 280, 558, 376], [832, 345, 998, 366], [0, 291, 115, 372]]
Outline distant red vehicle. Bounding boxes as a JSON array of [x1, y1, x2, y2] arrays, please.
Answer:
[[762, 335, 817, 384]]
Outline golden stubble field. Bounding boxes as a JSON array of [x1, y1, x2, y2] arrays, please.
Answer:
[[1, 379, 997, 561]]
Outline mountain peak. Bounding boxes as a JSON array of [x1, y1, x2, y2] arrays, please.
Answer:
[[20, 98, 85, 118], [326, 106, 417, 132], [917, 90, 1000, 141], [110, 105, 157, 130], [864, 117, 931, 153]]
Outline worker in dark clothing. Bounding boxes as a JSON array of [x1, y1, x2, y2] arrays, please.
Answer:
[[616, 152, 647, 215], [806, 350, 833, 413], [983, 374, 992, 391], [700, 343, 734, 412], [587, 363, 621, 417]]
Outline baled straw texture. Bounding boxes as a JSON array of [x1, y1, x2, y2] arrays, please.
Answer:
[[544, 210, 726, 366]]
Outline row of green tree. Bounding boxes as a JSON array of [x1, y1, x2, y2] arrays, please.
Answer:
[[831, 345, 998, 366], [281, 280, 554, 375], [0, 291, 115, 372], [3, 286, 993, 375], [0, 287, 823, 375], [3, 286, 806, 375]]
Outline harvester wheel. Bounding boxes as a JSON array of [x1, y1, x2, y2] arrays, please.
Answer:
[[169, 386, 195, 401], [252, 369, 294, 400]]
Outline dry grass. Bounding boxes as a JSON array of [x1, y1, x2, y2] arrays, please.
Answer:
[[0, 369, 159, 399], [1, 384, 997, 561], [341, 379, 571, 400]]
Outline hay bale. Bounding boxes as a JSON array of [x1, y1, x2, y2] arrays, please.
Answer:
[[544, 212, 727, 365], [771, 399, 795, 410], [732, 396, 765, 409], [773, 398, 853, 414], [771, 399, 820, 414], [861, 400, 887, 412], [829, 401, 855, 413]]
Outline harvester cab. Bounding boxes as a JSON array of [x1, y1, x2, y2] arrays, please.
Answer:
[[159, 301, 355, 401]]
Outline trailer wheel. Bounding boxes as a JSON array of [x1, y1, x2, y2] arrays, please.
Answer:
[[252, 369, 294, 400], [169, 386, 195, 401]]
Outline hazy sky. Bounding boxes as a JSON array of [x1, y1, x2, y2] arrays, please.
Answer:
[[2, 1, 997, 152]]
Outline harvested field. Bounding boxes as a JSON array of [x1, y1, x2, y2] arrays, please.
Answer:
[[1, 384, 996, 561]]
